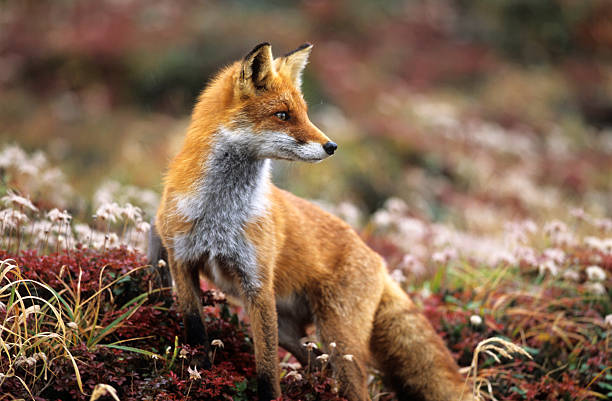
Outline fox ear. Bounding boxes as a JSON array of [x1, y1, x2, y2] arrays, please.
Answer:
[[275, 43, 313, 88], [241, 42, 275, 92]]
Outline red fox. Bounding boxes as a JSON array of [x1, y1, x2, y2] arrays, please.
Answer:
[[151, 42, 473, 401]]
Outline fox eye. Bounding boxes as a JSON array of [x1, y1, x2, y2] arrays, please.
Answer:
[[274, 111, 290, 121]]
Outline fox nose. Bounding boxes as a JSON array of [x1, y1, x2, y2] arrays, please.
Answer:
[[323, 141, 337, 155]]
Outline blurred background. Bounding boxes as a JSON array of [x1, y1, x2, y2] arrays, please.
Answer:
[[2, 0, 612, 228]]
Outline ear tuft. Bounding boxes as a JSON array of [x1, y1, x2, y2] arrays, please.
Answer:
[[275, 43, 313, 88], [241, 42, 275, 92]]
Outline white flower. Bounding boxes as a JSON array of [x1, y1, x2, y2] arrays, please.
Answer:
[[211, 339, 224, 348], [157, 259, 167, 268], [105, 233, 119, 247], [384, 197, 408, 215], [584, 237, 604, 252], [551, 231, 576, 247], [543, 248, 565, 265], [586, 265, 606, 282], [397, 218, 427, 239], [67, 321, 78, 330], [31, 220, 53, 236], [88, 231, 107, 249], [538, 260, 559, 277], [47, 208, 71, 223], [285, 371, 302, 380], [1, 191, 38, 212], [390, 269, 406, 283], [420, 287, 432, 299], [605, 314, 612, 328], [121, 203, 143, 223], [136, 221, 151, 233], [179, 348, 188, 359], [585, 282, 606, 295], [0, 144, 27, 169], [35, 352, 47, 363], [73, 223, 91, 242], [329, 342, 336, 349], [280, 362, 301, 370], [14, 356, 27, 368], [372, 210, 393, 228], [342, 354, 354, 362], [188, 365, 201, 380], [562, 269, 580, 282], [398, 254, 425, 276], [316, 353, 329, 363], [95, 202, 122, 223], [303, 342, 318, 351], [490, 251, 517, 266], [57, 235, 67, 247], [0, 208, 29, 228], [584, 237, 612, 255], [14, 356, 36, 368], [432, 248, 457, 264], [470, 315, 482, 326], [335, 202, 361, 227]]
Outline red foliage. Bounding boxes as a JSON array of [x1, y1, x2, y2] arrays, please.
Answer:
[[0, 248, 349, 400], [0, 247, 146, 293]]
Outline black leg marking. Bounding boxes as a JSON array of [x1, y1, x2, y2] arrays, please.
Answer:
[[184, 313, 208, 346], [257, 374, 277, 401], [184, 313, 211, 369]]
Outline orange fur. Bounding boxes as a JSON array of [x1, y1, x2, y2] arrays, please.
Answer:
[[154, 43, 473, 401]]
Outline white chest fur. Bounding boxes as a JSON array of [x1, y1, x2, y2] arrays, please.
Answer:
[[172, 129, 271, 292]]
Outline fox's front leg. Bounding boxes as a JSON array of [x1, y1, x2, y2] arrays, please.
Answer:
[[167, 249, 211, 368], [244, 284, 280, 400]]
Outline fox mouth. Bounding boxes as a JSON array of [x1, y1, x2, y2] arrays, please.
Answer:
[[275, 152, 326, 163], [284, 148, 329, 163]]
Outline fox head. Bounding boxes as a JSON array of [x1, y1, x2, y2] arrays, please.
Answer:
[[200, 42, 336, 163]]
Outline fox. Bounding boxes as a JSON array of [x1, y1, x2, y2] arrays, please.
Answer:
[[151, 42, 473, 401]]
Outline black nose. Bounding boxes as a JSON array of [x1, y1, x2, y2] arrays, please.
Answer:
[[323, 141, 337, 155]]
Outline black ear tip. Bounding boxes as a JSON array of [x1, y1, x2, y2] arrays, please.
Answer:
[[255, 42, 271, 50], [283, 43, 313, 58], [245, 42, 271, 60]]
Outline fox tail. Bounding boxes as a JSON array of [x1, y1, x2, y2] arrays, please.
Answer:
[[371, 277, 474, 401]]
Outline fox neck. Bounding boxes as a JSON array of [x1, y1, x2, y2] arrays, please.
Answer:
[[173, 128, 271, 265]]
